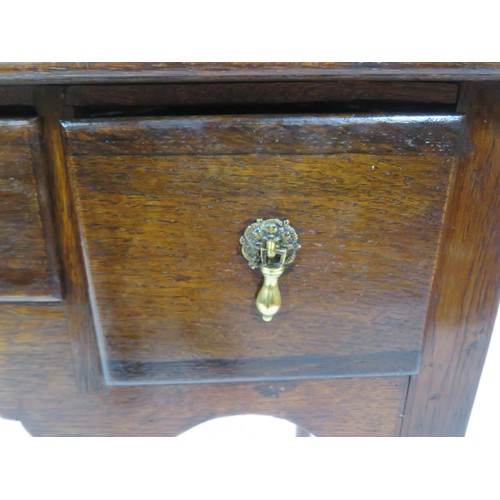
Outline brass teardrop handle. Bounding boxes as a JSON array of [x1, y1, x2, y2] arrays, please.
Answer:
[[240, 218, 301, 322]]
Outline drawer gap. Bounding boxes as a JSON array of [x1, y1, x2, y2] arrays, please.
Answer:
[[74, 101, 457, 119], [0, 106, 37, 117]]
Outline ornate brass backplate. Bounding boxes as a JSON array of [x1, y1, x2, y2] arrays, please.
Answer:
[[240, 219, 300, 321]]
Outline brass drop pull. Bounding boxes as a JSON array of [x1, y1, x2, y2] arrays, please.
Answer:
[[240, 218, 300, 322]]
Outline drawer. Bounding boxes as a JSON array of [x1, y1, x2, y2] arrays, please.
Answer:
[[0, 119, 60, 300], [61, 113, 463, 384]]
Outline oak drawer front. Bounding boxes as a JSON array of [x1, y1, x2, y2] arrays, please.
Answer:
[[0, 119, 60, 300], [62, 114, 462, 385]]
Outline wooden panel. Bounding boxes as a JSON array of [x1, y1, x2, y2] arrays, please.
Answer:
[[62, 114, 461, 384], [1, 63, 500, 83], [63, 115, 461, 156], [401, 83, 500, 436], [0, 119, 60, 300], [65, 81, 458, 108], [0, 303, 408, 436]]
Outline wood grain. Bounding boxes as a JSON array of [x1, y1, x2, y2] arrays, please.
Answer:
[[0, 303, 408, 436], [1, 63, 500, 83], [35, 87, 103, 391], [0, 119, 38, 143], [0, 76, 498, 436], [62, 115, 462, 156], [63, 115, 461, 384], [0, 119, 61, 300], [401, 83, 500, 436]]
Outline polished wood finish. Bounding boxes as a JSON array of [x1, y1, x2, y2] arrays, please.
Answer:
[[0, 67, 498, 436], [62, 114, 460, 384], [0, 119, 60, 300], [35, 87, 103, 391], [1, 63, 500, 83], [63, 115, 461, 156], [0, 303, 408, 436], [401, 83, 500, 436]]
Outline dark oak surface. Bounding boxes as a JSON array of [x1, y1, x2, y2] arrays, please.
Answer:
[[0, 80, 458, 113], [0, 70, 498, 436], [65, 81, 458, 108], [63, 114, 460, 384], [0, 86, 35, 106], [1, 63, 500, 83], [0, 119, 60, 300], [35, 87, 103, 391], [63, 115, 462, 156], [0, 304, 408, 436], [401, 83, 500, 436]]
